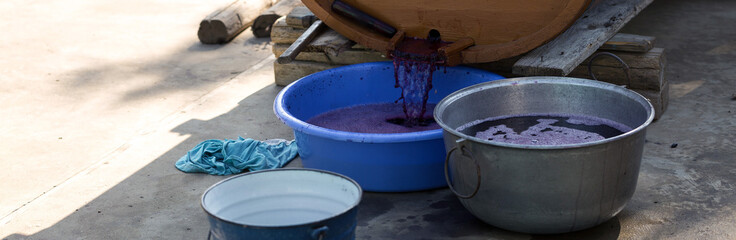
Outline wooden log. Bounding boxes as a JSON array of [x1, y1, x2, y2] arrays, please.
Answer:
[[198, 0, 277, 44], [274, 60, 342, 86], [599, 33, 655, 53], [272, 44, 386, 65], [286, 6, 317, 28], [252, 0, 303, 37], [270, 16, 305, 44], [512, 0, 655, 76]]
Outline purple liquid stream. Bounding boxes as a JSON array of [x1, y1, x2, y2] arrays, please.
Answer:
[[305, 37, 448, 134], [392, 37, 448, 126]]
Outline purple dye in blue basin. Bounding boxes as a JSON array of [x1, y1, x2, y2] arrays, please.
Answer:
[[309, 37, 448, 131], [306, 103, 440, 133], [457, 113, 633, 145]]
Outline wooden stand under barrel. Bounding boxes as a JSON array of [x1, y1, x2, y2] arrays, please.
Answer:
[[271, 0, 667, 119]]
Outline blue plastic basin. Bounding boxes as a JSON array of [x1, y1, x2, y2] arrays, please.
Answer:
[[274, 61, 504, 192]]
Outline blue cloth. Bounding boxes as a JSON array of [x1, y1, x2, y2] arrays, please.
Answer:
[[175, 137, 298, 175]]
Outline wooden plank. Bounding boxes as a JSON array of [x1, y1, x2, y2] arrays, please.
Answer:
[[305, 29, 356, 56], [466, 34, 661, 73], [270, 16, 305, 44], [568, 48, 666, 90], [633, 79, 669, 120], [567, 65, 664, 90], [271, 25, 357, 54], [352, 44, 372, 50], [512, 0, 654, 76], [599, 33, 655, 53], [198, 0, 277, 44], [470, 47, 666, 89], [477, 64, 664, 91], [471, 55, 669, 119], [252, 0, 303, 37], [285, 6, 316, 28], [474, 47, 663, 72], [581, 48, 664, 70], [272, 44, 387, 65], [274, 60, 342, 86]]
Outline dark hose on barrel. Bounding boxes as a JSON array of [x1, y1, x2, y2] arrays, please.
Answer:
[[331, 0, 397, 37]]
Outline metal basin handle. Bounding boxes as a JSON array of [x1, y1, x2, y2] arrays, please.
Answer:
[[444, 139, 481, 199], [311, 226, 329, 240]]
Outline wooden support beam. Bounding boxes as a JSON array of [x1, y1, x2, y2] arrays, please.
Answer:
[[633, 81, 669, 120], [198, 0, 277, 44], [272, 44, 386, 65], [568, 48, 666, 90], [469, 47, 669, 119], [309, 29, 357, 56], [469, 48, 664, 78], [272, 22, 356, 54], [274, 60, 341, 86], [440, 37, 475, 66], [566, 63, 664, 90], [270, 16, 305, 44], [599, 33, 655, 53], [582, 47, 663, 70], [512, 0, 654, 76]]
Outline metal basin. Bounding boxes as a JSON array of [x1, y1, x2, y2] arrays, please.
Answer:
[[201, 169, 362, 240], [434, 77, 654, 234]]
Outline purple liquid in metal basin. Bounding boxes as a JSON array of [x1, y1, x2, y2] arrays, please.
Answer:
[[306, 103, 440, 133], [457, 113, 633, 145]]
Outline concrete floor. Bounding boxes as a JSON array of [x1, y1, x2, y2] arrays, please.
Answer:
[[1, 0, 735, 239]]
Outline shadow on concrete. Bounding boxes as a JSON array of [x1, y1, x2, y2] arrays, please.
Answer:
[[0, 20, 281, 219], [63, 34, 273, 109], [3, 82, 294, 239], [2, 75, 623, 240], [614, 0, 736, 238], [186, 42, 227, 52], [356, 189, 621, 240]]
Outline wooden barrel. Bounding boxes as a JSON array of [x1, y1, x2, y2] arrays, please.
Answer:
[[302, 0, 590, 64]]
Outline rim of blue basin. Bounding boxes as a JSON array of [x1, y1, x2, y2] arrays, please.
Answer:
[[274, 62, 502, 144]]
